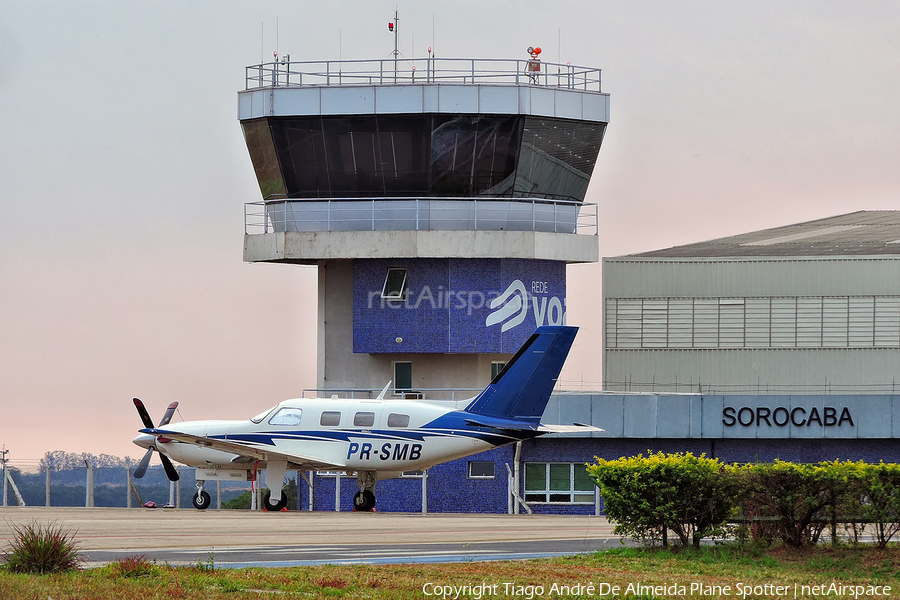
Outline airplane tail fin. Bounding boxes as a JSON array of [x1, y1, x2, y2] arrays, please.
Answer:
[[465, 325, 577, 423]]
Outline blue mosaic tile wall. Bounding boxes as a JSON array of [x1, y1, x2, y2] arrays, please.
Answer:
[[353, 258, 566, 353], [294, 437, 900, 515]]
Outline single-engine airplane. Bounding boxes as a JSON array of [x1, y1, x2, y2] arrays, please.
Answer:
[[132, 325, 599, 511]]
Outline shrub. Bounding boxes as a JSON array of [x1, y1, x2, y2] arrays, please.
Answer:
[[740, 460, 856, 547], [587, 451, 741, 548], [1, 521, 82, 574], [856, 462, 900, 548]]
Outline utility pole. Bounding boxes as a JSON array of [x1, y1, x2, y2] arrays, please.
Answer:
[[1, 447, 8, 507], [1, 447, 25, 507]]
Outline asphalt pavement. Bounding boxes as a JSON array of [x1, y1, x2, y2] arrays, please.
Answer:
[[0, 507, 620, 568]]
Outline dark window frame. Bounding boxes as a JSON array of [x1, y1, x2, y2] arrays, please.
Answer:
[[467, 461, 496, 479]]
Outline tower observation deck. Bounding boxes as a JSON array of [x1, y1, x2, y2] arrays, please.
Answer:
[[238, 56, 609, 394]]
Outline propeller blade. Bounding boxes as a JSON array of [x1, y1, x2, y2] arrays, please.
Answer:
[[159, 453, 180, 482], [158, 401, 179, 427], [133, 448, 153, 478], [133, 398, 155, 429]]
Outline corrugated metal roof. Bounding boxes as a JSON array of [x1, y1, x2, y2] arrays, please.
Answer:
[[626, 211, 900, 258]]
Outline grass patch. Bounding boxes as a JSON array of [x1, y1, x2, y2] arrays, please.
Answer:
[[0, 544, 898, 598], [107, 555, 158, 579]]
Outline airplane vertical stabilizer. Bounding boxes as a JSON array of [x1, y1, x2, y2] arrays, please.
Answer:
[[464, 325, 578, 423]]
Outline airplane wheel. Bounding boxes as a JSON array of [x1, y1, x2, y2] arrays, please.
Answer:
[[353, 490, 376, 512], [192, 490, 211, 510], [263, 490, 287, 511]]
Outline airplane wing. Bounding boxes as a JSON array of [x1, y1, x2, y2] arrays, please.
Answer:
[[140, 428, 346, 471]]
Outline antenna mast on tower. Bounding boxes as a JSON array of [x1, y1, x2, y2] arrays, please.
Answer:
[[388, 9, 400, 82]]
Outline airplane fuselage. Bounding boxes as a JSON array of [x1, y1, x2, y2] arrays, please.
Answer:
[[135, 397, 524, 478]]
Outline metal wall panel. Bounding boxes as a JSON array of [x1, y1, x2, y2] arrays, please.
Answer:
[[657, 396, 691, 437], [604, 348, 900, 395], [591, 394, 624, 436], [623, 396, 657, 437], [603, 257, 900, 298]]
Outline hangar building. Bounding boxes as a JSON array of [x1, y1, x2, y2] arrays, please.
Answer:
[[603, 210, 900, 394]]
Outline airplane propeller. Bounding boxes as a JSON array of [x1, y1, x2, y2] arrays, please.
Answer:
[[132, 398, 180, 481]]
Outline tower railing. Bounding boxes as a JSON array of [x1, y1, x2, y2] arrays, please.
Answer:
[[245, 57, 602, 92], [244, 197, 598, 236]]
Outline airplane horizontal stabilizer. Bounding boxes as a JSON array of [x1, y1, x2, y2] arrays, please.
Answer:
[[537, 423, 604, 433], [463, 416, 541, 432], [139, 428, 345, 471]]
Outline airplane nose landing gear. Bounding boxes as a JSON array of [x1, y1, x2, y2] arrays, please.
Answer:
[[192, 481, 211, 510], [354, 471, 377, 511]]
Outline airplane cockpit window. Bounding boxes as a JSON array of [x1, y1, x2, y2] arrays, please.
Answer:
[[268, 407, 303, 426], [251, 408, 274, 423], [354, 412, 376, 427], [320, 411, 341, 426], [387, 413, 410, 428]]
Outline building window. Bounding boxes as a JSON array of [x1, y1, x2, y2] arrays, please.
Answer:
[[524, 463, 595, 503], [468, 461, 495, 479], [394, 361, 412, 391], [382, 267, 408, 300], [490, 362, 507, 381]]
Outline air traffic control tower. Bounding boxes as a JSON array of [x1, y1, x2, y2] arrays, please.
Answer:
[[238, 54, 608, 396]]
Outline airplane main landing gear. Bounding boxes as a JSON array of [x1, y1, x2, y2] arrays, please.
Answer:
[[354, 471, 377, 511], [353, 490, 376, 511], [263, 489, 287, 511], [193, 481, 211, 510]]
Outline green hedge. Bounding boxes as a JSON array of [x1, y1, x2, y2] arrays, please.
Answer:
[[587, 452, 741, 548], [587, 454, 900, 548]]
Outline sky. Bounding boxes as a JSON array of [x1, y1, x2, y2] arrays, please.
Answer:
[[2, 1, 899, 462]]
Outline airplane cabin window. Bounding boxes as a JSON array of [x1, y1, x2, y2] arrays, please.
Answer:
[[354, 412, 376, 427], [387, 413, 410, 428], [320, 411, 341, 426], [268, 407, 303, 426]]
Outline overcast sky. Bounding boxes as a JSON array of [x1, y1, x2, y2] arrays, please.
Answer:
[[2, 1, 899, 461]]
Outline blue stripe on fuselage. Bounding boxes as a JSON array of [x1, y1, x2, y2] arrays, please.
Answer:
[[208, 417, 535, 449]]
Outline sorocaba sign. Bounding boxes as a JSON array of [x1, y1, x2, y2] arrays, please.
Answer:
[[723, 405, 854, 428]]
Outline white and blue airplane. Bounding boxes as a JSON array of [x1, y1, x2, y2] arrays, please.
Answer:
[[132, 325, 598, 511]]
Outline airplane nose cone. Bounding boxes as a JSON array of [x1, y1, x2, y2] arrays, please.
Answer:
[[133, 433, 155, 450]]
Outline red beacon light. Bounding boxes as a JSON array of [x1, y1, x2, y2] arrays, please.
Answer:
[[388, 22, 394, 32], [526, 46, 542, 76]]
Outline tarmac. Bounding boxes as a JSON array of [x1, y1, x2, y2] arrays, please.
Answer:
[[0, 507, 618, 567]]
